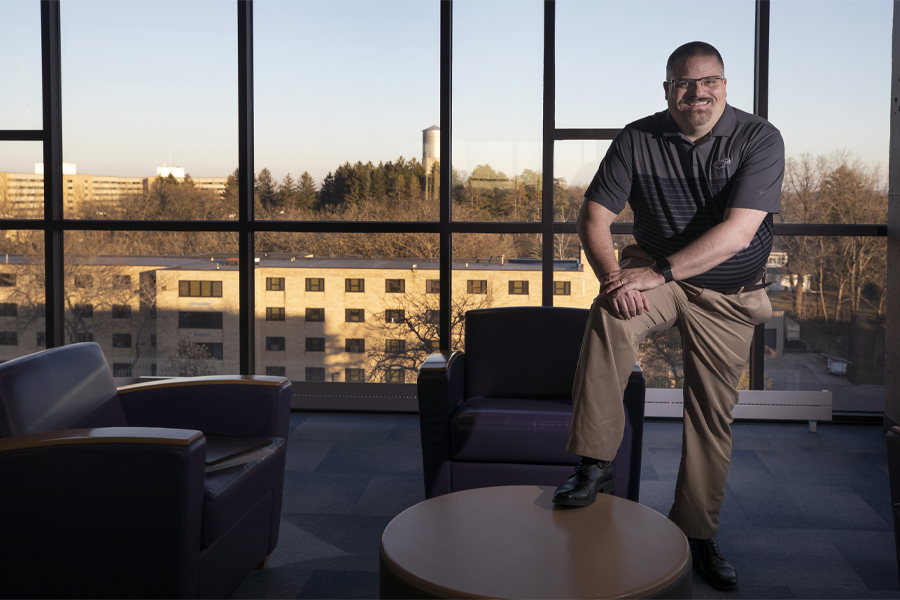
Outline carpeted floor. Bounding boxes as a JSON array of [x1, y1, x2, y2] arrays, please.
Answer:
[[231, 413, 898, 599]]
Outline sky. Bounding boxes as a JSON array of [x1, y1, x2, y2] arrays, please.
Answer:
[[0, 0, 892, 188]]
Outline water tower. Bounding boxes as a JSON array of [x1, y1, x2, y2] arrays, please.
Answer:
[[422, 125, 440, 175]]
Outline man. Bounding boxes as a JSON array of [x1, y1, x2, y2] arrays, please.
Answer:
[[552, 41, 784, 591]]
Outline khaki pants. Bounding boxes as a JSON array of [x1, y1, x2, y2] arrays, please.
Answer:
[[568, 245, 773, 539]]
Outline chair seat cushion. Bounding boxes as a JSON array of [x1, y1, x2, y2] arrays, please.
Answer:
[[450, 398, 578, 465], [201, 437, 286, 548]]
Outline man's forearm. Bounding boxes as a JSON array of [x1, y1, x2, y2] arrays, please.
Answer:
[[577, 215, 620, 281], [667, 213, 761, 281]]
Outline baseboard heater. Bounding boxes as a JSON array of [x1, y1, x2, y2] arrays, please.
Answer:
[[645, 389, 832, 432]]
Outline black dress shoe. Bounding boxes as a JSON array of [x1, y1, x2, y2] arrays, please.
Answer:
[[552, 457, 615, 506], [689, 537, 738, 591]]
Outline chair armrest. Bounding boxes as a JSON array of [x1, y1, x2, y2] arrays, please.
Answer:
[[118, 375, 292, 439], [416, 351, 465, 498], [0, 427, 206, 598]]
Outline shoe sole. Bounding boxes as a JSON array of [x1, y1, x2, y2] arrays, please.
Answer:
[[552, 480, 615, 507]]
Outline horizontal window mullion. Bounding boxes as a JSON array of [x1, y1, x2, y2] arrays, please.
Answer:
[[555, 128, 621, 140], [773, 223, 887, 236], [448, 222, 544, 234], [0, 130, 43, 141]]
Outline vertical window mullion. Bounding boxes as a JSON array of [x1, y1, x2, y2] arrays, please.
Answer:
[[541, 0, 556, 306], [439, 0, 452, 352], [238, 0, 255, 374]]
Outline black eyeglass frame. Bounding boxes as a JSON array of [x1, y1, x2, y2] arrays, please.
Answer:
[[666, 75, 726, 89]]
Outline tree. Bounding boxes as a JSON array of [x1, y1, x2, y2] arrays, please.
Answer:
[[223, 167, 240, 209], [297, 171, 318, 211], [255, 168, 278, 214]]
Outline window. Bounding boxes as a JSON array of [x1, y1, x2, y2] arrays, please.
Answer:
[[425, 339, 437, 353], [509, 281, 529, 295], [267, 277, 285, 291], [385, 309, 405, 323], [467, 280, 488, 294], [554, 281, 571, 296], [384, 369, 405, 383], [345, 338, 365, 353], [345, 368, 365, 382], [305, 308, 324, 322], [345, 308, 365, 323], [0, 332, 18, 345], [0, 303, 16, 317], [426, 279, 440, 294], [266, 337, 285, 351], [385, 339, 406, 353], [266, 366, 286, 377], [178, 311, 224, 329], [73, 274, 92, 288], [73, 303, 93, 319], [305, 278, 324, 292], [345, 278, 364, 292], [179, 280, 223, 298], [197, 343, 224, 360], [75, 333, 94, 343], [426, 310, 440, 324], [385, 279, 405, 293], [36, 332, 46, 346], [114, 275, 131, 289], [266, 307, 285, 321], [0, 274, 15, 287], [113, 362, 133, 377], [112, 333, 132, 348], [36, 303, 45, 318], [306, 337, 325, 352], [150, 334, 157, 348], [112, 304, 132, 318], [306, 367, 325, 382]]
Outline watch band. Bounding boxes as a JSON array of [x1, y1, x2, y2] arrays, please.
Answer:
[[655, 257, 674, 283]]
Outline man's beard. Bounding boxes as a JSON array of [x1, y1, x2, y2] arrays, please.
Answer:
[[678, 99, 714, 127]]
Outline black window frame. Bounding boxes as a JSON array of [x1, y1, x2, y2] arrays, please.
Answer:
[[385, 339, 405, 353], [345, 278, 365, 293], [508, 280, 529, 295], [305, 337, 325, 352], [112, 333, 132, 348], [305, 308, 324, 322], [467, 280, 488, 295], [554, 281, 571, 296], [266, 307, 286, 321], [305, 367, 325, 381], [266, 277, 286, 291], [265, 336, 285, 351], [385, 278, 405, 293], [305, 278, 324, 292], [345, 308, 365, 323], [345, 338, 365, 353], [178, 311, 224, 330], [385, 309, 405, 323], [0, 303, 17, 317], [178, 280, 223, 298], [345, 368, 365, 382], [112, 304, 132, 319]]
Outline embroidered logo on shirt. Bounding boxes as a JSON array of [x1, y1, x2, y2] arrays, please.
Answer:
[[713, 158, 732, 169]]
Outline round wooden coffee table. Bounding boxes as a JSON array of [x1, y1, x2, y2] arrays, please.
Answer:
[[379, 485, 692, 599]]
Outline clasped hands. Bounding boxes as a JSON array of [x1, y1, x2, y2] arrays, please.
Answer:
[[599, 265, 666, 320]]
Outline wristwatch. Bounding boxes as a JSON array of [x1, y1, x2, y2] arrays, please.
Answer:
[[655, 257, 674, 283]]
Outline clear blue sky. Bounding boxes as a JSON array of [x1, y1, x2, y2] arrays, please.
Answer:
[[0, 0, 891, 188]]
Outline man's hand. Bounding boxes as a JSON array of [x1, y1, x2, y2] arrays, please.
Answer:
[[599, 266, 665, 320]]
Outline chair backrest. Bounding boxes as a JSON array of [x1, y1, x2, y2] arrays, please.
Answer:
[[464, 307, 589, 400], [0, 342, 126, 437]]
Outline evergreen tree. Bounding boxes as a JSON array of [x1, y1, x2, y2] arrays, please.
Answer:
[[297, 171, 318, 210], [223, 168, 240, 206], [278, 173, 296, 210], [320, 172, 336, 206], [255, 168, 278, 213]]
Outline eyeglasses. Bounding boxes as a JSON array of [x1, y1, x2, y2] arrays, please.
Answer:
[[667, 76, 725, 91]]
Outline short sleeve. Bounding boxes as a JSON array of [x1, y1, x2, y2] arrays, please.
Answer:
[[726, 126, 785, 214], [583, 129, 634, 215]]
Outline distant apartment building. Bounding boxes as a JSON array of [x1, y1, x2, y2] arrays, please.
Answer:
[[0, 164, 227, 218]]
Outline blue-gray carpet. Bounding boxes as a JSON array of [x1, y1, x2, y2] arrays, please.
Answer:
[[231, 414, 897, 599]]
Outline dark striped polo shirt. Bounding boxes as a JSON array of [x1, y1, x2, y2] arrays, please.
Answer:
[[585, 104, 785, 289]]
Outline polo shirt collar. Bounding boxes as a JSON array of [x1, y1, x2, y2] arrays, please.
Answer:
[[660, 103, 736, 140]]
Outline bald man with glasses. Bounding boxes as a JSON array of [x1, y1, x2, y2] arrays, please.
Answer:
[[553, 41, 785, 592]]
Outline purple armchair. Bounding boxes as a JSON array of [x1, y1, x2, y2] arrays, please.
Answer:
[[0, 342, 291, 599], [417, 307, 645, 502]]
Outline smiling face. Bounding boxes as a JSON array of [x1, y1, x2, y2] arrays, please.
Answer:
[[664, 54, 727, 138]]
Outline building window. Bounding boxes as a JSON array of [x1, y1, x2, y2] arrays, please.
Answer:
[[384, 369, 405, 383], [345, 308, 365, 323], [467, 280, 488, 294], [178, 311, 223, 329], [306, 367, 325, 382], [554, 281, 571, 296], [267, 277, 285, 291], [74, 274, 93, 289], [36, 332, 46, 346], [150, 334, 157, 348], [345, 368, 365, 382], [75, 332, 94, 343], [112, 333, 132, 348], [385, 279, 405, 293], [345, 278, 364, 292], [266, 307, 286, 321], [385, 339, 406, 353], [385, 309, 405, 323], [425, 339, 437, 353], [0, 274, 16, 287], [112, 304, 132, 318], [178, 280, 223, 297], [426, 310, 440, 324], [0, 303, 16, 317], [266, 366, 286, 377], [509, 281, 529, 295], [266, 337, 285, 351], [426, 279, 439, 294], [197, 343, 224, 360], [113, 362, 133, 377], [114, 275, 131, 289], [306, 337, 325, 352], [305, 308, 324, 322], [345, 338, 365, 353], [0, 331, 18, 345], [305, 278, 324, 292], [36, 303, 45, 318], [73, 303, 93, 319]]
